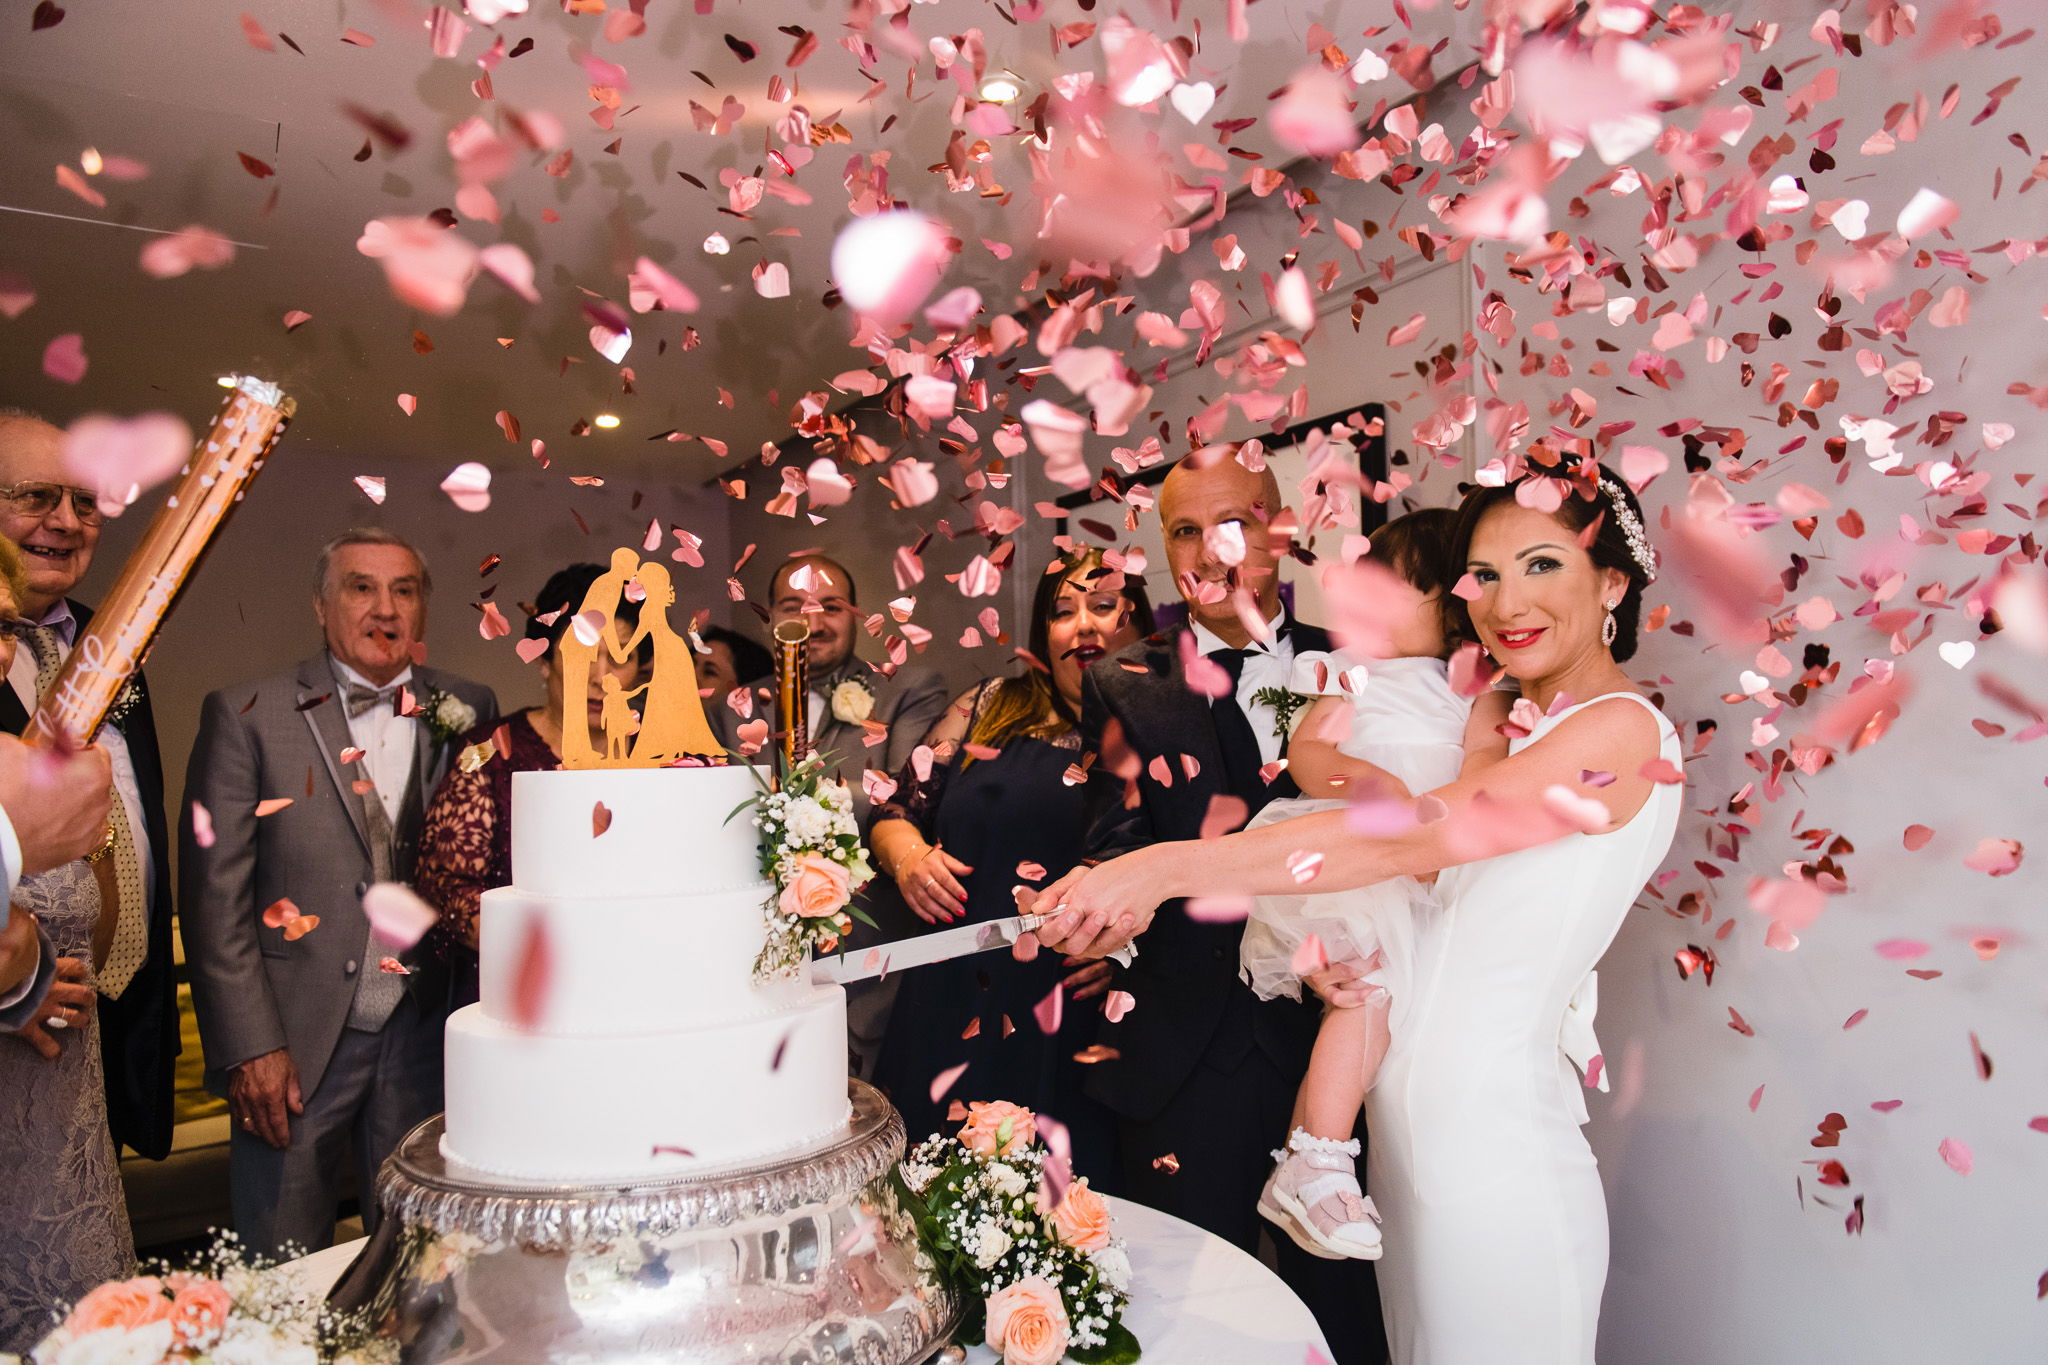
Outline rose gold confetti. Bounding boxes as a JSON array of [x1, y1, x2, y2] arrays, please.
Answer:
[[592, 801, 612, 837]]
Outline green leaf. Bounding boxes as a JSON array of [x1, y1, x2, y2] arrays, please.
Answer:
[[1069, 1319, 1142, 1365]]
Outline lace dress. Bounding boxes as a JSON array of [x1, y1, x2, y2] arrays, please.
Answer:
[[0, 861, 134, 1352]]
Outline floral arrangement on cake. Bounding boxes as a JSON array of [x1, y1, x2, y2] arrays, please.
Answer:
[[737, 750, 876, 979], [5, 1235, 389, 1365], [901, 1101, 1140, 1365]]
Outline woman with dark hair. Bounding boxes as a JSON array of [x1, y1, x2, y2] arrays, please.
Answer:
[[694, 624, 772, 709], [1031, 459, 1683, 1363], [869, 549, 1154, 1179], [415, 564, 651, 1002]]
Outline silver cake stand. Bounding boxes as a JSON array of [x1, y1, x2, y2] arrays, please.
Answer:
[[327, 1080, 960, 1363]]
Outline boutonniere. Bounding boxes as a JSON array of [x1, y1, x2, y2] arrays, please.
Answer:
[[410, 683, 476, 746], [1250, 685, 1312, 743], [829, 675, 876, 725]]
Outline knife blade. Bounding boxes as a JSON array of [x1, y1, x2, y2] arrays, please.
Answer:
[[809, 914, 1133, 986]]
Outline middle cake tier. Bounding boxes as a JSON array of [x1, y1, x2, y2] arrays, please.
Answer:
[[476, 883, 802, 1036]]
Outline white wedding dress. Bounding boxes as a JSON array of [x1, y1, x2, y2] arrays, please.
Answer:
[[1365, 692, 1681, 1364]]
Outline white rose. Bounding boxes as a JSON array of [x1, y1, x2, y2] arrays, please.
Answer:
[[972, 1222, 1012, 1270], [435, 694, 477, 734], [988, 1163, 1027, 1198], [830, 679, 874, 725], [43, 1323, 175, 1365], [1090, 1243, 1132, 1293]]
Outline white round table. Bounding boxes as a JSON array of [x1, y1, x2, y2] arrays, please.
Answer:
[[288, 1195, 1332, 1363]]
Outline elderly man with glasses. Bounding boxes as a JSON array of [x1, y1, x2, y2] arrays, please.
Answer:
[[0, 408, 180, 1171]]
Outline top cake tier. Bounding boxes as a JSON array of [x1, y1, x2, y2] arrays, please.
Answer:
[[510, 764, 763, 898]]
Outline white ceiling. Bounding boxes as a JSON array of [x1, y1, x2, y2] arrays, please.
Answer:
[[0, 0, 1468, 481]]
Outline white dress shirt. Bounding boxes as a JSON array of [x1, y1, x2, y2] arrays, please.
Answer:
[[1189, 609, 1297, 767], [9, 603, 154, 918], [330, 658, 419, 824]]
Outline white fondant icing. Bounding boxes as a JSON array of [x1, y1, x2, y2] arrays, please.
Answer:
[[476, 884, 804, 1035], [509, 765, 763, 899], [442, 987, 850, 1183]]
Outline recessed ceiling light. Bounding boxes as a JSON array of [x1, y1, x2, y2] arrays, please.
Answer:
[[978, 74, 1023, 104], [216, 376, 237, 387], [594, 413, 621, 429]]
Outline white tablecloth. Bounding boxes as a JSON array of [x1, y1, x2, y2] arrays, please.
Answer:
[[289, 1195, 1332, 1363]]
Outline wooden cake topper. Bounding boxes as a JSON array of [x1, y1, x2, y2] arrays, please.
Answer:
[[559, 547, 720, 769]]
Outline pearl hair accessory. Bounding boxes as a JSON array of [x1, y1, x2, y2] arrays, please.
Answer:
[[1596, 475, 1659, 583]]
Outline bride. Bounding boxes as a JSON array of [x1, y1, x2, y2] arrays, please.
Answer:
[[1033, 460, 1683, 1363]]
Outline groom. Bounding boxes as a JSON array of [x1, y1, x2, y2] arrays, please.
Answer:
[[1069, 450, 1386, 1363]]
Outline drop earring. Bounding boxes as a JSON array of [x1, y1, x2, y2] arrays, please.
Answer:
[[1601, 601, 1619, 648]]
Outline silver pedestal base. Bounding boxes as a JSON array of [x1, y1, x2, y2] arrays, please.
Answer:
[[329, 1081, 959, 1363]]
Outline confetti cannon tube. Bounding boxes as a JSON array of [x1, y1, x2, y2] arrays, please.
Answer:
[[25, 376, 296, 748], [773, 617, 810, 773]]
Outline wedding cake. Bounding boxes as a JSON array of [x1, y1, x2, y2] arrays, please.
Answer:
[[441, 763, 851, 1183]]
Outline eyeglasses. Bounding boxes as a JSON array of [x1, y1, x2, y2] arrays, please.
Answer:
[[0, 482, 104, 526]]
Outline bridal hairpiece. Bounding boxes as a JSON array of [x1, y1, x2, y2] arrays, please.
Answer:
[[1595, 475, 1658, 583]]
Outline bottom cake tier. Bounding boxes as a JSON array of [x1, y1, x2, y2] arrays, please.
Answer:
[[441, 986, 851, 1184]]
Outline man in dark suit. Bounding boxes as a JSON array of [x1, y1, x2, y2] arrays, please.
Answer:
[[1058, 450, 1386, 1364], [0, 410, 179, 1163], [711, 553, 950, 1077], [181, 528, 496, 1256]]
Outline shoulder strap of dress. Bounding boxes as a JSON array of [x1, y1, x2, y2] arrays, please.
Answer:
[[1563, 690, 1674, 733]]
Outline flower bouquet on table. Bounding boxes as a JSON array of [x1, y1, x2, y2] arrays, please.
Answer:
[[901, 1101, 1140, 1365], [6, 1235, 389, 1365], [734, 750, 877, 980]]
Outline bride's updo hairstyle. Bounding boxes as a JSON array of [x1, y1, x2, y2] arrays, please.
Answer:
[[1443, 458, 1659, 663]]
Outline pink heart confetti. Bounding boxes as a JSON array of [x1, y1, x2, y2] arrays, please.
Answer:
[[61, 413, 191, 516], [42, 333, 86, 384], [439, 461, 491, 512], [363, 882, 438, 949]]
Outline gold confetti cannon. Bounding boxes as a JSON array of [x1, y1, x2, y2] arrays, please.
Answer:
[[25, 376, 296, 748], [773, 617, 810, 774]]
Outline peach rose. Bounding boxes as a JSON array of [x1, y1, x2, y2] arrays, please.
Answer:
[[63, 1277, 172, 1335], [1049, 1177, 1113, 1252], [985, 1276, 1070, 1365], [779, 854, 852, 921], [165, 1274, 232, 1349], [958, 1100, 1036, 1157]]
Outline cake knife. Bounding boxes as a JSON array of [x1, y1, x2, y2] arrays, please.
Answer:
[[810, 914, 1135, 986]]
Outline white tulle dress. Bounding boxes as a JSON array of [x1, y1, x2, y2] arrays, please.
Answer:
[[1239, 652, 1469, 1030]]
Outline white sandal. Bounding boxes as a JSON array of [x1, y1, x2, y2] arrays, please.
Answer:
[[1256, 1128, 1383, 1261]]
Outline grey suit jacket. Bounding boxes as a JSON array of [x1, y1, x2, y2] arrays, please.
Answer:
[[178, 654, 497, 1098], [713, 659, 952, 830]]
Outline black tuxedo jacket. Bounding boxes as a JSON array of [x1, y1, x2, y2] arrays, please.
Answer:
[[0, 599, 179, 1160], [1076, 619, 1333, 1123]]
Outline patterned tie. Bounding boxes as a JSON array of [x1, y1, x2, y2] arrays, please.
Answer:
[[24, 624, 148, 998]]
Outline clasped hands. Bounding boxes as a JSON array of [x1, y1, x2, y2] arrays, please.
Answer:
[[1020, 845, 1175, 960]]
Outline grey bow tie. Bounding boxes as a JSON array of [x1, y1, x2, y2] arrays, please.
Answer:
[[344, 682, 400, 718]]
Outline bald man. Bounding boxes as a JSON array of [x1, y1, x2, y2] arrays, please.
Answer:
[[0, 409, 180, 1164], [1072, 448, 1385, 1362], [712, 552, 950, 1077]]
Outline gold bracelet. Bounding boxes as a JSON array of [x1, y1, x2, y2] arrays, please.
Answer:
[[83, 820, 117, 865]]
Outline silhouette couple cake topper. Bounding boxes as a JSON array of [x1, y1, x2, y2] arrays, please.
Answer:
[[558, 547, 721, 769]]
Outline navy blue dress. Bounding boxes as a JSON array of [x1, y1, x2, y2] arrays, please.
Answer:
[[872, 683, 1117, 1185]]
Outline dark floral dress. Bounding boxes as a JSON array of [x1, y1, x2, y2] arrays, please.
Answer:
[[416, 710, 558, 1007]]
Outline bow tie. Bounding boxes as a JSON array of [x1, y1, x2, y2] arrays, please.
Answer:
[[344, 682, 401, 718]]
